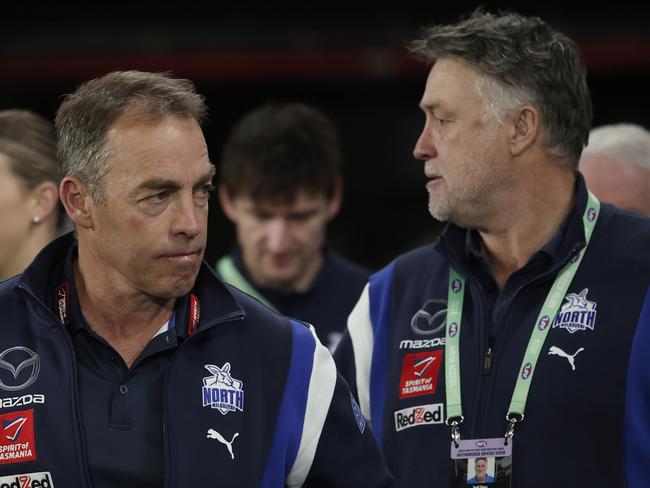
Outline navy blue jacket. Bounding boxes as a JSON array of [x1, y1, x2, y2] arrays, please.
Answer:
[[0, 233, 393, 487], [218, 248, 370, 351], [335, 176, 650, 487]]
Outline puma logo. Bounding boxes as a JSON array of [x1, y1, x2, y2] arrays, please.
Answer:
[[207, 429, 239, 459], [548, 346, 584, 371]]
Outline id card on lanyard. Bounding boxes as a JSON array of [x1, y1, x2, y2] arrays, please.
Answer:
[[445, 192, 600, 487]]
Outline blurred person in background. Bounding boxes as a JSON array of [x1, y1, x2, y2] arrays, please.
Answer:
[[217, 103, 370, 350], [579, 123, 650, 216], [0, 109, 63, 279]]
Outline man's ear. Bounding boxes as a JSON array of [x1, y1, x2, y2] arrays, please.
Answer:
[[218, 184, 239, 222], [59, 176, 94, 229], [509, 104, 540, 157], [28, 181, 59, 225], [325, 176, 343, 221]]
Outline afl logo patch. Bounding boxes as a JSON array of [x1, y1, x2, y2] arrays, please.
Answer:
[[538, 315, 550, 331], [448, 322, 458, 338], [587, 207, 596, 222], [521, 363, 533, 380]]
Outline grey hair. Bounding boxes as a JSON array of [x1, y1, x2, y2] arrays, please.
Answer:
[[410, 9, 592, 168], [582, 124, 650, 170], [55, 70, 207, 201]]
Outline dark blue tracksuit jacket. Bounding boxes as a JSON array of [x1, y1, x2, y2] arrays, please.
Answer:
[[335, 175, 650, 487], [217, 247, 370, 351], [0, 233, 393, 487]]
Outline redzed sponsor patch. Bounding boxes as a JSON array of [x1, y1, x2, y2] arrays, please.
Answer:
[[0, 471, 53, 487], [399, 350, 443, 399], [0, 409, 36, 464]]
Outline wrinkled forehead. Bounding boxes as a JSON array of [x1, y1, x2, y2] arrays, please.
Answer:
[[103, 116, 210, 183]]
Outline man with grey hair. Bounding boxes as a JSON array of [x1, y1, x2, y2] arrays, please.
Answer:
[[334, 9, 650, 487], [580, 123, 650, 215], [0, 70, 393, 486]]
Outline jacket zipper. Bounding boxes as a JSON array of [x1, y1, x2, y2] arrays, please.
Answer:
[[473, 254, 581, 437], [466, 278, 491, 438], [482, 340, 495, 376], [16, 284, 95, 488]]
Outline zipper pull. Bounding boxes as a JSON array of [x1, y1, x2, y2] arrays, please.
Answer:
[[483, 346, 494, 376]]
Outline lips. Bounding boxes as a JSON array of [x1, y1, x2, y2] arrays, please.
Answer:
[[161, 249, 203, 264], [424, 164, 443, 181], [269, 253, 297, 268], [425, 174, 444, 191]]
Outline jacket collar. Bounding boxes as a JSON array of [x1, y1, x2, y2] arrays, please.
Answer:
[[434, 172, 591, 278], [16, 232, 245, 332]]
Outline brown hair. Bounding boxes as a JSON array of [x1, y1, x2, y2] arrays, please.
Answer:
[[0, 110, 64, 223], [221, 103, 341, 203]]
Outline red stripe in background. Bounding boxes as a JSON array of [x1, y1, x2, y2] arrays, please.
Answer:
[[0, 38, 648, 83]]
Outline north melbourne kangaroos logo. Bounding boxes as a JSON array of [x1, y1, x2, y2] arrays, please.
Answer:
[[202, 363, 244, 415], [553, 288, 597, 333]]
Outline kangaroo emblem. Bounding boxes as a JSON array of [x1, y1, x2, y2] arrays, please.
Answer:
[[548, 346, 584, 371], [204, 363, 241, 389], [564, 289, 592, 311], [207, 429, 239, 459]]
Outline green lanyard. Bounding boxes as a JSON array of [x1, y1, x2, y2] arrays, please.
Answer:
[[215, 256, 279, 312], [444, 192, 600, 443]]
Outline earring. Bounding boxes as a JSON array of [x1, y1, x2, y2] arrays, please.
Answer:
[[32, 216, 41, 224]]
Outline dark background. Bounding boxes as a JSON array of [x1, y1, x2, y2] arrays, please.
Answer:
[[2, 4, 649, 270]]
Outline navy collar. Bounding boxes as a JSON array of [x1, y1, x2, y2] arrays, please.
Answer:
[[464, 203, 572, 265], [57, 245, 190, 340], [436, 172, 590, 279], [17, 232, 245, 332]]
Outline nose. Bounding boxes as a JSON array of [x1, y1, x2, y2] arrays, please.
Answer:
[[413, 123, 437, 161], [172, 194, 202, 239], [265, 218, 291, 253]]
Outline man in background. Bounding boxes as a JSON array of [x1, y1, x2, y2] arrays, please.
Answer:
[[217, 103, 369, 350], [579, 123, 650, 215]]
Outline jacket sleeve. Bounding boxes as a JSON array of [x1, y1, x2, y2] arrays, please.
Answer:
[[334, 261, 396, 442], [295, 321, 393, 487], [301, 370, 394, 487], [333, 284, 374, 420], [625, 286, 650, 486], [260, 316, 394, 487]]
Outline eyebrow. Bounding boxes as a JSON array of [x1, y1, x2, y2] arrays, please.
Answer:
[[136, 179, 181, 193], [419, 101, 444, 113], [133, 166, 216, 195], [193, 166, 217, 189]]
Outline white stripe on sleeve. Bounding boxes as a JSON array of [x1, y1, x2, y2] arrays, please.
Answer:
[[286, 325, 337, 488], [347, 284, 373, 421]]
